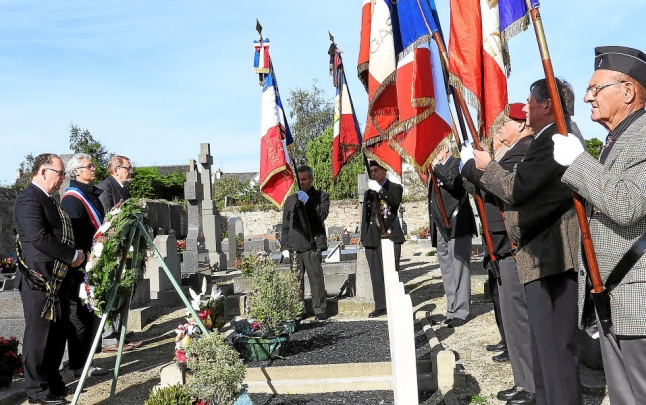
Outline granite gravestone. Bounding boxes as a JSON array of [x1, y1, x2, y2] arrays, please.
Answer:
[[198, 143, 227, 271], [181, 160, 203, 275]]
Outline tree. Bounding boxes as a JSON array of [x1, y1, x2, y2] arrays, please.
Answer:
[[306, 127, 365, 200], [127, 167, 185, 201], [69, 124, 112, 180], [212, 176, 261, 208], [585, 137, 603, 160], [286, 81, 334, 167]]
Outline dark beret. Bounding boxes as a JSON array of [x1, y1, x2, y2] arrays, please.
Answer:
[[595, 46, 646, 89]]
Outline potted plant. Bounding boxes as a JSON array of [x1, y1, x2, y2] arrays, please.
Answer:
[[0, 336, 21, 388], [0, 257, 17, 275], [233, 251, 301, 361]]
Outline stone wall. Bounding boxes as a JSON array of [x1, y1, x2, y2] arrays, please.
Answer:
[[219, 199, 440, 237], [0, 188, 19, 256]]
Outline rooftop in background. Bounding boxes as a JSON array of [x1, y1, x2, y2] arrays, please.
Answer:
[[215, 169, 259, 185], [139, 165, 190, 176]]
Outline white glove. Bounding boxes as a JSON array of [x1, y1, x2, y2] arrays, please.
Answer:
[[282, 250, 290, 259], [297, 190, 309, 203], [552, 133, 584, 166], [459, 143, 474, 172], [367, 179, 382, 192]]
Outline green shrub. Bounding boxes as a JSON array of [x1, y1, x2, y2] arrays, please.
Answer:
[[185, 332, 246, 405], [144, 384, 193, 405]]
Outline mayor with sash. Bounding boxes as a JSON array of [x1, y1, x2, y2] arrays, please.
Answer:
[[60, 153, 108, 378]]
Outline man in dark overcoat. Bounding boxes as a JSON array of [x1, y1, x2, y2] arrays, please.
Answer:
[[14, 153, 85, 405], [428, 145, 477, 327], [360, 160, 405, 318]]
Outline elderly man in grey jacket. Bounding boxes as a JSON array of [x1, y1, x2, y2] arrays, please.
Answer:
[[553, 45, 646, 405]]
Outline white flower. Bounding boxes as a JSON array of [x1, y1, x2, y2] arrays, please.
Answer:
[[92, 243, 104, 258], [85, 260, 94, 272], [95, 221, 112, 237], [79, 283, 89, 300], [129, 245, 134, 252], [110, 208, 121, 216]]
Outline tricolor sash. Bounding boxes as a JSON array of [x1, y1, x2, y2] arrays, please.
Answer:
[[62, 187, 104, 230]]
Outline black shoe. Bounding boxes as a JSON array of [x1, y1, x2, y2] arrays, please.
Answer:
[[508, 390, 536, 404], [429, 316, 447, 326], [368, 309, 387, 318], [497, 386, 524, 401], [444, 318, 467, 328], [486, 341, 507, 352], [492, 350, 510, 363], [28, 394, 68, 405], [315, 313, 327, 321]]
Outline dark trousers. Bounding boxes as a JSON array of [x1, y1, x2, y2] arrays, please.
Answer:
[[597, 320, 646, 405], [365, 242, 401, 311], [487, 268, 505, 344], [68, 294, 100, 370], [20, 286, 69, 400], [296, 250, 327, 314], [524, 271, 581, 405]]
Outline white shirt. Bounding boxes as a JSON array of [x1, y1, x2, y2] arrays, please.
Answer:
[[534, 122, 555, 140]]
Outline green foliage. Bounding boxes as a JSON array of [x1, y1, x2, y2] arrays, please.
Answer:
[[127, 167, 185, 201], [213, 176, 261, 208], [306, 127, 365, 200], [402, 170, 428, 203], [144, 384, 193, 405], [185, 332, 246, 405], [244, 251, 302, 335], [585, 137, 603, 160], [425, 251, 436, 257], [287, 81, 334, 167]]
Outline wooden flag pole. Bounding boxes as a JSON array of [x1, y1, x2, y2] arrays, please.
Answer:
[[525, 2, 603, 292]]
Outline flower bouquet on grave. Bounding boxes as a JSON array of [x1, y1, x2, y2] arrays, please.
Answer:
[[80, 199, 151, 317], [233, 250, 301, 361], [0, 336, 22, 388], [0, 257, 17, 275]]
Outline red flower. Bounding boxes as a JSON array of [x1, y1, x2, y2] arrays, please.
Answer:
[[175, 349, 187, 363], [194, 400, 210, 405], [198, 309, 208, 320]]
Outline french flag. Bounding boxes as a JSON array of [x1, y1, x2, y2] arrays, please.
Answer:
[[331, 47, 361, 182], [448, 0, 529, 139], [258, 61, 295, 207]]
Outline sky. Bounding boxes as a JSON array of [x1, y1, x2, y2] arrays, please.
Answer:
[[1, 0, 644, 185]]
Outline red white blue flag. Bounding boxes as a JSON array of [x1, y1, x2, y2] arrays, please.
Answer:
[[255, 41, 295, 207], [448, 0, 529, 140], [330, 46, 361, 182], [357, 0, 453, 173]]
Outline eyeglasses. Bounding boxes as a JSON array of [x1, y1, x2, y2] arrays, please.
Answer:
[[45, 168, 66, 178], [117, 165, 134, 172], [585, 81, 626, 97], [76, 164, 96, 170]]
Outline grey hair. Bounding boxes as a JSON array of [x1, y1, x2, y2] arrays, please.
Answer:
[[67, 153, 93, 179]]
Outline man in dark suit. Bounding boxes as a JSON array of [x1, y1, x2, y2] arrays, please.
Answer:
[[96, 155, 139, 351], [472, 79, 584, 405], [360, 160, 405, 318], [461, 103, 536, 404], [60, 153, 108, 378], [280, 166, 330, 321], [97, 155, 132, 213], [14, 153, 85, 405], [428, 145, 477, 327]]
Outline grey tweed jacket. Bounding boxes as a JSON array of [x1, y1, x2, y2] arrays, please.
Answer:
[[562, 113, 646, 336]]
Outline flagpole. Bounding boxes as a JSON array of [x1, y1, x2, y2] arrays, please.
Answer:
[[524, 1, 603, 292], [433, 31, 497, 265]]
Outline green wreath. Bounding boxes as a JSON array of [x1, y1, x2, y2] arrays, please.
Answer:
[[80, 199, 150, 317]]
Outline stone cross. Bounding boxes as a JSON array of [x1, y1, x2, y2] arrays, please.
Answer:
[[198, 143, 227, 271], [181, 163, 203, 274]]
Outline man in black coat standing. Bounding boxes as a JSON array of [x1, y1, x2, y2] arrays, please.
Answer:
[[280, 166, 330, 321], [429, 145, 477, 327], [60, 153, 108, 378], [461, 103, 536, 404], [360, 160, 406, 318], [14, 153, 85, 405], [96, 154, 140, 351]]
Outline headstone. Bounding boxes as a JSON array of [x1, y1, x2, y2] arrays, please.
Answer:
[[227, 217, 239, 267], [354, 173, 374, 302], [234, 218, 244, 239], [181, 163, 203, 275], [145, 234, 181, 300], [324, 244, 341, 263], [243, 238, 269, 254], [341, 233, 351, 246], [199, 143, 227, 271], [328, 226, 343, 237]]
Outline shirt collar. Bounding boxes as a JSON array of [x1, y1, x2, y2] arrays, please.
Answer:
[[534, 122, 555, 139], [31, 181, 52, 197]]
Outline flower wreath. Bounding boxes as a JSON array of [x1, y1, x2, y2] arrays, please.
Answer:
[[80, 199, 151, 317]]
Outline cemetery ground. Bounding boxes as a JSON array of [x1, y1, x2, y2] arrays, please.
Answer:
[[4, 241, 609, 405]]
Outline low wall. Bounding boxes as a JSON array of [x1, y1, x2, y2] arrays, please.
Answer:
[[0, 188, 19, 256], [219, 199, 435, 237]]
